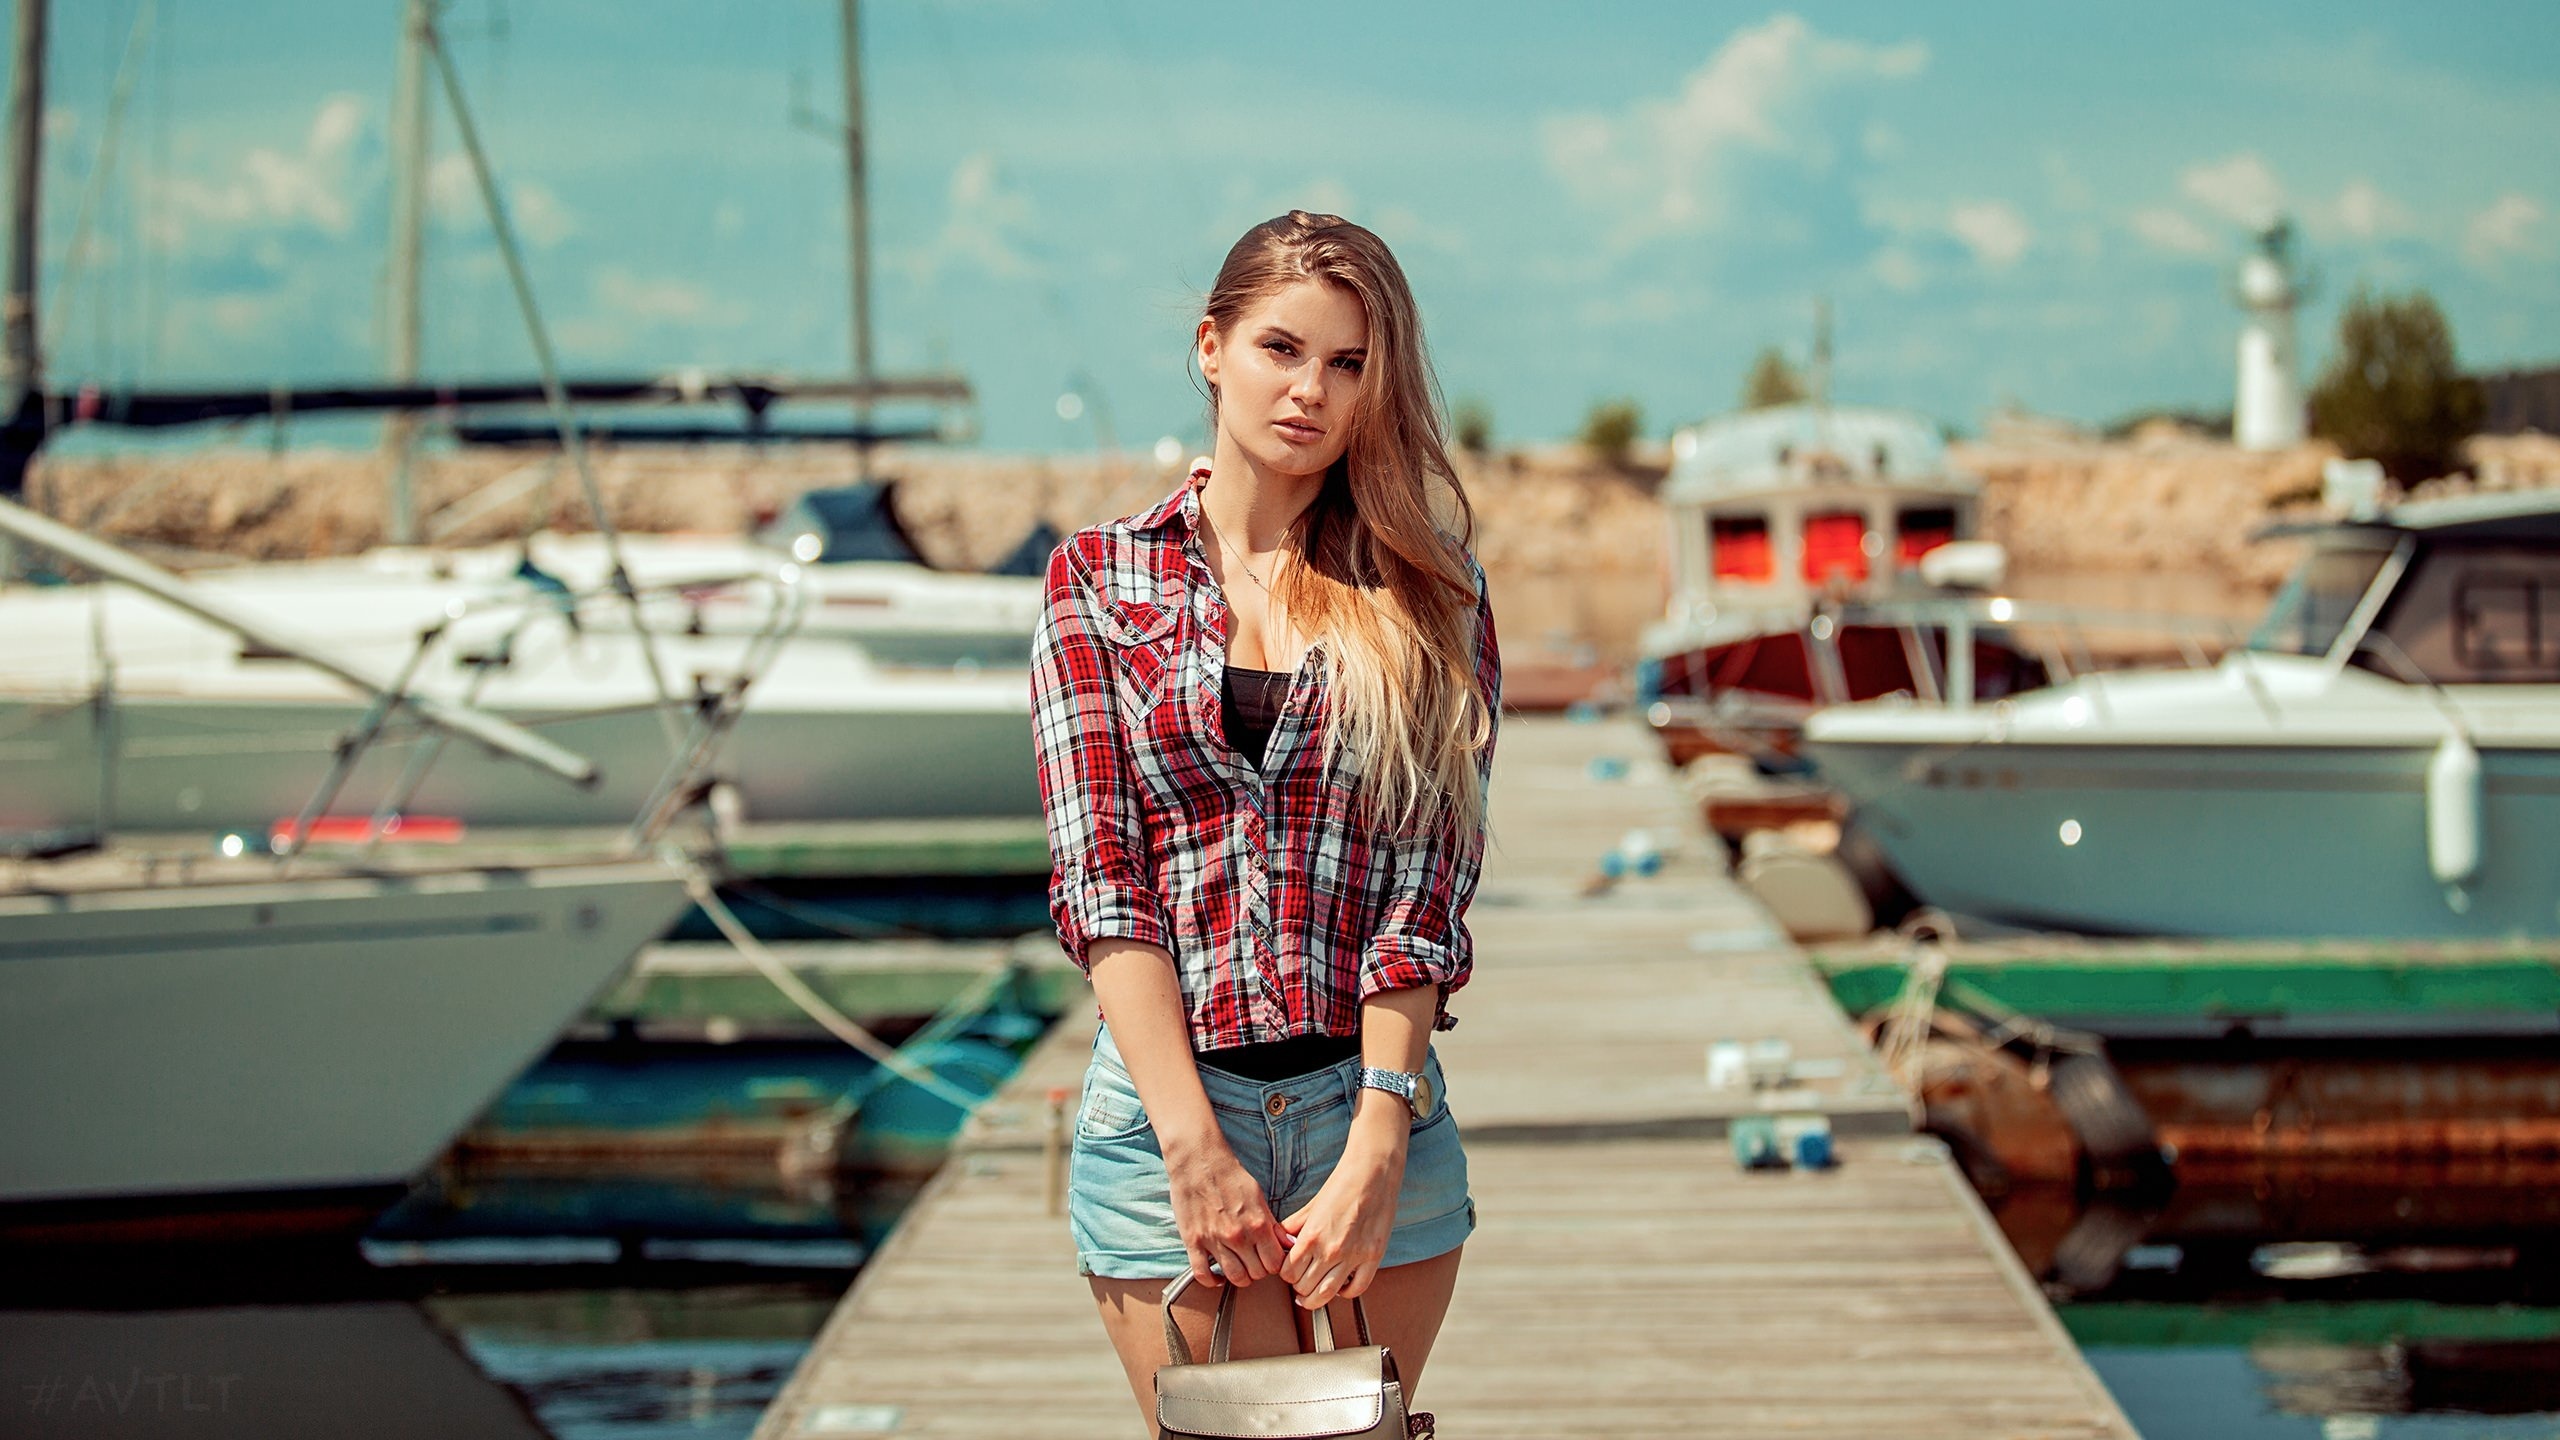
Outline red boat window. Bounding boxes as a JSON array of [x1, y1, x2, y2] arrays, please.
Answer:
[[1711, 517, 1773, 581], [1801, 512, 1869, 584], [1897, 507, 1957, 568]]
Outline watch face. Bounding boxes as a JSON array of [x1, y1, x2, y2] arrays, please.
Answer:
[[1412, 1073, 1437, 1121]]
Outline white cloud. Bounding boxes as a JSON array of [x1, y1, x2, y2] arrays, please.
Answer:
[[920, 151, 1040, 281], [1869, 245, 1923, 292], [2179, 152, 2283, 230], [2041, 152, 2095, 213], [1863, 196, 2033, 272], [159, 93, 371, 243], [427, 153, 476, 224], [2331, 178, 2402, 239], [2465, 192, 2545, 265], [425, 156, 576, 249], [1541, 13, 1927, 243], [592, 266, 740, 326], [556, 266, 747, 357], [2131, 206, 2215, 256], [1948, 201, 2032, 269], [508, 181, 577, 249]]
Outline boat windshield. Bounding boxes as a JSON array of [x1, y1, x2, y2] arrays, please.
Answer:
[[2247, 540, 2395, 656]]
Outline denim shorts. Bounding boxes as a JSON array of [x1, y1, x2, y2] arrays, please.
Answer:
[[1068, 1024, 1476, 1280]]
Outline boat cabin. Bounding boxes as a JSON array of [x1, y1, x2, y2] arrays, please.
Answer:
[[1639, 404, 2040, 767], [1659, 404, 1978, 613], [2253, 491, 2560, 686]]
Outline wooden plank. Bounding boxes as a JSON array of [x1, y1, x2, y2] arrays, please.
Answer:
[[751, 715, 2140, 1439]]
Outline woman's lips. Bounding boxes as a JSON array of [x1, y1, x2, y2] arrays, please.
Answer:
[[1274, 419, 1324, 443]]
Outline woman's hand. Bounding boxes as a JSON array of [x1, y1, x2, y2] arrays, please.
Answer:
[[1165, 1135, 1291, 1287], [1278, 1112, 1407, 1308]]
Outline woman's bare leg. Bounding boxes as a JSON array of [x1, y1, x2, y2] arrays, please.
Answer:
[[1088, 1247, 1463, 1433]]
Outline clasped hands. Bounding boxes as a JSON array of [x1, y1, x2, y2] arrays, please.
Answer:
[[1166, 1122, 1406, 1311]]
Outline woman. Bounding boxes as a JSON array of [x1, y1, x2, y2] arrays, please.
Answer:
[[1030, 210, 1499, 1429]]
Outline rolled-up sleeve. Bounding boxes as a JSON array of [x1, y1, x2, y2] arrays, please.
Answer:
[[1031, 540, 1170, 970], [1358, 565, 1501, 1024]]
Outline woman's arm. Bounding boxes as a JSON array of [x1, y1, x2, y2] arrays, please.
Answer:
[[1088, 939, 1290, 1288], [1031, 539, 1172, 964], [1277, 983, 1436, 1308], [1283, 567, 1499, 1309], [1355, 565, 1501, 1021]]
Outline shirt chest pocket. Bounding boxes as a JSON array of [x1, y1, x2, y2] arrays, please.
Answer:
[[1100, 594, 1181, 728]]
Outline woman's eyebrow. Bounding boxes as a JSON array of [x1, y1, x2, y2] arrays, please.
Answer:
[[1259, 324, 1365, 358]]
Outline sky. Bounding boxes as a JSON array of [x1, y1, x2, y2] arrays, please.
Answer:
[[16, 1, 2560, 454]]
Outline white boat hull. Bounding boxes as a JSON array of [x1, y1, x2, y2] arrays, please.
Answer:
[[1804, 736, 2560, 939], [0, 861, 691, 1214]]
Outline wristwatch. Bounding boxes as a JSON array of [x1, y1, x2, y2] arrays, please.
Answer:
[[1357, 1066, 1437, 1120]]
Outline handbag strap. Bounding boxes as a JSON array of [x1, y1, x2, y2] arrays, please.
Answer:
[[1159, 1270, 1375, 1366]]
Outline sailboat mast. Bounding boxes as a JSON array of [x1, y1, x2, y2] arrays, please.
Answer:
[[383, 0, 432, 545], [837, 0, 874, 480], [4, 0, 46, 429], [0, 0, 46, 539], [1810, 298, 1832, 414]]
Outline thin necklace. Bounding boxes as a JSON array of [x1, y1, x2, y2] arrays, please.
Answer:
[[1196, 501, 1281, 592]]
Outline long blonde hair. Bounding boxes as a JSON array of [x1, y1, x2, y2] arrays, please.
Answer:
[[1201, 211, 1491, 839]]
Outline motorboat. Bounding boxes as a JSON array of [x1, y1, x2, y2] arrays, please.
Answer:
[[1801, 491, 2560, 939], [1637, 403, 2047, 768]]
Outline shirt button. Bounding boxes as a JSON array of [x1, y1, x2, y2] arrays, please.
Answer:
[[1266, 1094, 1289, 1117]]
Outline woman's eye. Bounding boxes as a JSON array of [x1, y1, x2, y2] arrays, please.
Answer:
[[1261, 339, 1295, 358], [1332, 358, 1364, 375]]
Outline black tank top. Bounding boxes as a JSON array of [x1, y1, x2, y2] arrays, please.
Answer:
[[1221, 665, 1291, 766]]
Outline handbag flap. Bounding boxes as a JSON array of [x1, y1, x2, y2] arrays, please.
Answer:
[[1155, 1346, 1393, 1439]]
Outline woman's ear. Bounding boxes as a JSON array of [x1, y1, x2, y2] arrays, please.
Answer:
[[1195, 318, 1221, 387]]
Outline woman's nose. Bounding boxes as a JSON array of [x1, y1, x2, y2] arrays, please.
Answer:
[[1289, 364, 1327, 408]]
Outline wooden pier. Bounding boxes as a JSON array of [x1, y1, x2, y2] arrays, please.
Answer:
[[751, 715, 2141, 1439]]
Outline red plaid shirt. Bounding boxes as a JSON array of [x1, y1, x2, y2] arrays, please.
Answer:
[[1031, 476, 1500, 1049]]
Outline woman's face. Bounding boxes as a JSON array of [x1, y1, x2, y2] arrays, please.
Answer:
[[1199, 279, 1368, 480]]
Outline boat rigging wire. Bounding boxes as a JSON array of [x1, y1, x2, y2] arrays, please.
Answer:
[[46, 0, 157, 388], [420, 13, 689, 757]]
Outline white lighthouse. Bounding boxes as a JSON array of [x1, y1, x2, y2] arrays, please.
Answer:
[[2233, 218, 2306, 451]]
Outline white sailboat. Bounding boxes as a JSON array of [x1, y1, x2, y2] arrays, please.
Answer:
[[0, 555, 1037, 835], [0, 497, 694, 1241], [0, 853, 691, 1240], [0, 2, 1043, 838], [1801, 491, 2560, 939], [0, 4, 697, 1244]]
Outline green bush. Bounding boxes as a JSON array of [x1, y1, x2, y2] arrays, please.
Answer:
[[1581, 398, 1642, 468], [1452, 397, 1493, 454], [1741, 347, 1807, 410], [2307, 287, 2485, 483]]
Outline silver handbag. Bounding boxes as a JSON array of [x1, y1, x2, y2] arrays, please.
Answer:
[[1153, 1270, 1432, 1440]]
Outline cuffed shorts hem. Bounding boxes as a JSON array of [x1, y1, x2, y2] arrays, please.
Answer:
[[1074, 1198, 1476, 1281], [1066, 1024, 1475, 1281]]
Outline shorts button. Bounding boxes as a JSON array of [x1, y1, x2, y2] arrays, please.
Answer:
[[1265, 1094, 1289, 1117]]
